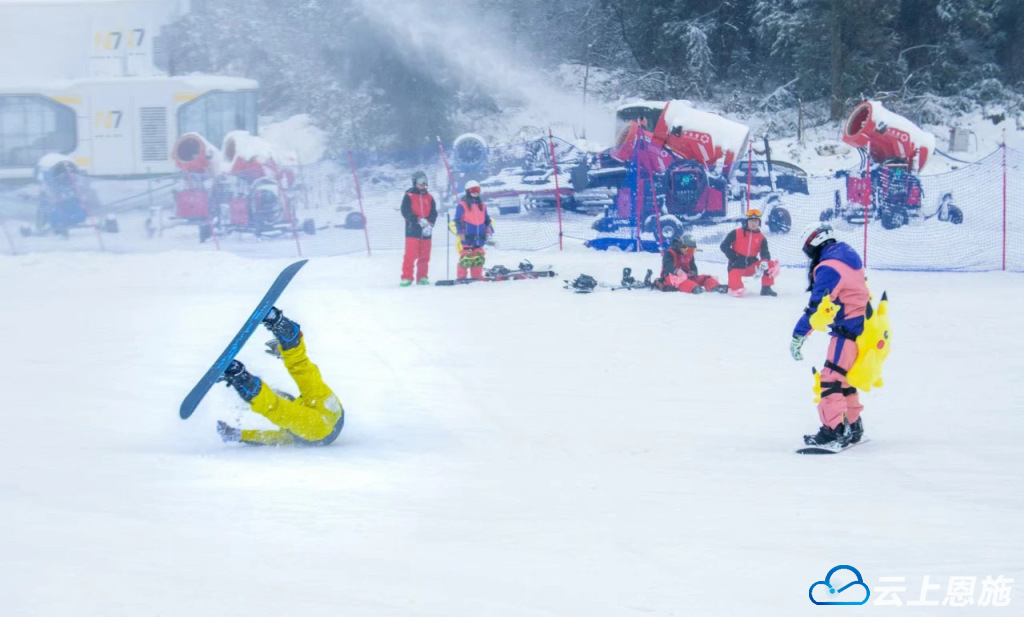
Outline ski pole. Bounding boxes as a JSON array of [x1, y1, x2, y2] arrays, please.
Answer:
[[446, 213, 451, 281]]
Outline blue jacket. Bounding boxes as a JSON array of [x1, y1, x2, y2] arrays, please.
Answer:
[[794, 242, 868, 338]]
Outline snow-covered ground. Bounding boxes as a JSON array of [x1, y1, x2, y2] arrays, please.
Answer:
[[2, 246, 1022, 616]]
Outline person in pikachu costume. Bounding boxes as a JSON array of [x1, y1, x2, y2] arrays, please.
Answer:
[[790, 223, 890, 448]]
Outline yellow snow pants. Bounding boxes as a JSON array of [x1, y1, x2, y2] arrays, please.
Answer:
[[240, 336, 344, 446]]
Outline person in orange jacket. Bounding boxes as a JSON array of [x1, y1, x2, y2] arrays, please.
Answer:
[[454, 180, 493, 280], [400, 170, 438, 286], [719, 208, 780, 297], [655, 235, 729, 294]]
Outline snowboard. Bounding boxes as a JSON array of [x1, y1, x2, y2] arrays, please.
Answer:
[[797, 439, 870, 455], [179, 259, 308, 419]]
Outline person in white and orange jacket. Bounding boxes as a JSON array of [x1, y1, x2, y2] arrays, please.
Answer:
[[454, 180, 493, 280]]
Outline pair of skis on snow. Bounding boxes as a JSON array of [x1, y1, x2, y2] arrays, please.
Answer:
[[434, 261, 556, 286]]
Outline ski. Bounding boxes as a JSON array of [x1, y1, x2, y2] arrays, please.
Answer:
[[435, 261, 555, 286], [436, 270, 557, 286], [797, 439, 870, 455], [179, 259, 308, 419]]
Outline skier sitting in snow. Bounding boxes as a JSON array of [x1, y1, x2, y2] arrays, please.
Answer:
[[216, 307, 344, 446], [790, 223, 869, 447], [454, 180, 493, 280], [720, 208, 780, 297], [654, 235, 729, 294]]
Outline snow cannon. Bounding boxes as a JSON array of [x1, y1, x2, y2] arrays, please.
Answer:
[[842, 101, 934, 172], [172, 133, 218, 174], [651, 100, 751, 175], [452, 133, 489, 173], [35, 154, 80, 192], [222, 130, 278, 183]]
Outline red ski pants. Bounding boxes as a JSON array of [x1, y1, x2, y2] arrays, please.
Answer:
[[728, 259, 778, 291], [664, 273, 720, 293], [401, 237, 432, 281]]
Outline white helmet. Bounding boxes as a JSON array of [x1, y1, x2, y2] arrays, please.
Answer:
[[464, 180, 481, 193], [800, 223, 836, 258]]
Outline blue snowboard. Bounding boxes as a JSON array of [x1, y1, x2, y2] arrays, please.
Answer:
[[179, 259, 308, 419]]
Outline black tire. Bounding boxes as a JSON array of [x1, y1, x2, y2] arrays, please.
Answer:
[[199, 223, 212, 243], [344, 212, 365, 229], [302, 218, 316, 235], [948, 205, 963, 225], [656, 218, 683, 243], [767, 207, 792, 234], [880, 207, 908, 230], [103, 217, 119, 233]]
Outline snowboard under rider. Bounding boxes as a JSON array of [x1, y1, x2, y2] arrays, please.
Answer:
[[720, 208, 780, 297], [655, 235, 729, 294], [790, 223, 869, 447], [216, 307, 344, 446]]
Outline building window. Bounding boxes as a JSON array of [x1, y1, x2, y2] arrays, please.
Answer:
[[178, 90, 257, 149], [0, 96, 77, 168]]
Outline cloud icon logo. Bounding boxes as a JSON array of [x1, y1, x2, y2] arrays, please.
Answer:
[[809, 565, 871, 605]]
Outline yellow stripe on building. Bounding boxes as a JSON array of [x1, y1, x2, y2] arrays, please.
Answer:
[[173, 93, 199, 102], [52, 96, 82, 105]]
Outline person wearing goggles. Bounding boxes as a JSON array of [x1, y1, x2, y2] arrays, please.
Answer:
[[654, 235, 729, 294], [454, 180, 493, 280], [400, 170, 438, 286], [719, 208, 780, 297]]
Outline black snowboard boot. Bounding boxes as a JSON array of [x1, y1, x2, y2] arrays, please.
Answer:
[[803, 423, 850, 447], [760, 286, 778, 297], [691, 285, 705, 294], [262, 306, 301, 350], [219, 359, 262, 402], [850, 418, 864, 444], [621, 267, 636, 287], [712, 284, 730, 294]]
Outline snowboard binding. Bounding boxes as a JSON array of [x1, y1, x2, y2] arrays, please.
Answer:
[[566, 274, 598, 293]]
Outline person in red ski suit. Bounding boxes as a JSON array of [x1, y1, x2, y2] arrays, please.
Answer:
[[400, 170, 438, 286], [454, 180, 493, 280], [655, 235, 728, 294], [719, 208, 780, 297]]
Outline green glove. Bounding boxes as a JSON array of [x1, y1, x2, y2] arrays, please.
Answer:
[[790, 335, 806, 361]]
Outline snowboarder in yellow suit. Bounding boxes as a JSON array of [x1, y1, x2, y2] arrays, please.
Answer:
[[216, 307, 344, 446]]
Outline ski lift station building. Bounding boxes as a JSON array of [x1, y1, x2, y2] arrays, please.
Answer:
[[0, 0, 259, 179]]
